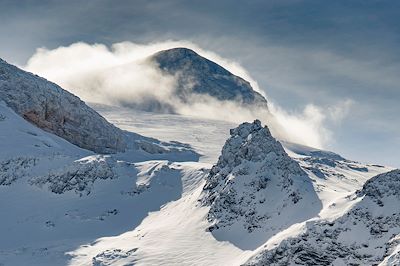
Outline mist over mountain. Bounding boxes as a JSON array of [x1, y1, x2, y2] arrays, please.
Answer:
[[1, 1, 399, 265], [152, 47, 269, 108], [24, 41, 344, 148]]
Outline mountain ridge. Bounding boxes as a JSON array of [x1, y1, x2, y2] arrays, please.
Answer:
[[0, 58, 126, 153]]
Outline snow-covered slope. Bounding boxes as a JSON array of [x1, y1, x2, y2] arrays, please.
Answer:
[[282, 141, 345, 161], [0, 93, 199, 265], [61, 113, 392, 266], [0, 58, 125, 153], [0, 158, 195, 265], [0, 101, 88, 161], [244, 169, 400, 265], [66, 161, 251, 266], [90, 103, 235, 163], [151, 48, 268, 109]]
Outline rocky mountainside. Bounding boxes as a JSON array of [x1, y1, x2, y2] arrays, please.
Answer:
[[151, 48, 268, 108], [0, 58, 126, 153], [245, 169, 400, 265], [201, 120, 322, 249], [0, 85, 199, 265]]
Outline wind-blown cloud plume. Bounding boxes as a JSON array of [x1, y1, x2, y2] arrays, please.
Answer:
[[24, 41, 352, 148]]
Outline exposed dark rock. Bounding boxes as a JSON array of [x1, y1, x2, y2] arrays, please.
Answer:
[[152, 48, 268, 108]]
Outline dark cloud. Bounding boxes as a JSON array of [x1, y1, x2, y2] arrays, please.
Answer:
[[0, 0, 399, 166]]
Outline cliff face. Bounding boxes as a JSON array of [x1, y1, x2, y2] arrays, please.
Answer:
[[0, 58, 126, 153]]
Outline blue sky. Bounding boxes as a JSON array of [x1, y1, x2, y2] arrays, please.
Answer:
[[0, 0, 399, 167]]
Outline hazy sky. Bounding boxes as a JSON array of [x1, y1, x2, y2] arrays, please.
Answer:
[[1, 0, 399, 167]]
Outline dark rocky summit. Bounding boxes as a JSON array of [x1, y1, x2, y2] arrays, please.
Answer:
[[152, 48, 269, 108]]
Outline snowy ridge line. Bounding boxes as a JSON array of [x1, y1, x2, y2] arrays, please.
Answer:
[[244, 169, 400, 265]]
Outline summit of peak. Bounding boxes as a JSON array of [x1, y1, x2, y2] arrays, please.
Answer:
[[154, 47, 199, 57], [218, 119, 286, 167], [229, 119, 264, 138], [150, 48, 269, 108]]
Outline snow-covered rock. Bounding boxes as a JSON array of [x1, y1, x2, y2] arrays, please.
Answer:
[[152, 48, 268, 108], [30, 155, 118, 195], [0, 58, 126, 153], [0, 157, 39, 185], [245, 169, 400, 265], [201, 120, 322, 249]]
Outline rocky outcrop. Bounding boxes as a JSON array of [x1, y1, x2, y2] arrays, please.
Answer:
[[152, 48, 268, 108], [0, 157, 38, 185], [0, 58, 126, 153], [30, 155, 118, 195], [245, 169, 400, 265], [201, 120, 321, 249]]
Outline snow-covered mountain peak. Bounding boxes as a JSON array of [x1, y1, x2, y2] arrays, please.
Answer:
[[151, 48, 269, 107], [201, 120, 321, 249], [207, 119, 302, 171]]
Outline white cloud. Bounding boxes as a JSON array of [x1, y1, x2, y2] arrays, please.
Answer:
[[327, 99, 354, 124], [24, 41, 352, 149]]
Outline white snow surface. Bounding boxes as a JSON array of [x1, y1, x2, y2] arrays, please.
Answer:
[[0, 102, 396, 266], [0, 103, 200, 265], [90, 103, 234, 164]]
